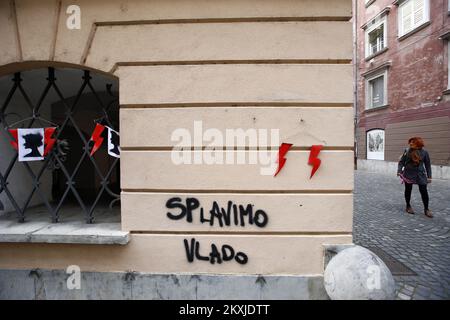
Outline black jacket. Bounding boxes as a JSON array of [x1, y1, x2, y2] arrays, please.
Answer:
[[397, 148, 432, 185]]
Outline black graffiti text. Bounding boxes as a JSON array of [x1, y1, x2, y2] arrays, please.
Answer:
[[183, 238, 248, 265], [166, 197, 268, 228]]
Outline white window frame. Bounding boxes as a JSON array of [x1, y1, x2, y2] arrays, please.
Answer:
[[366, 129, 385, 161], [365, 69, 388, 109], [365, 15, 388, 58], [398, 0, 430, 38]]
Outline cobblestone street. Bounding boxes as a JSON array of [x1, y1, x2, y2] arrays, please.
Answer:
[[354, 170, 450, 300]]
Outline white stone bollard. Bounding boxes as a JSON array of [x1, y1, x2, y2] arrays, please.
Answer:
[[324, 246, 396, 300]]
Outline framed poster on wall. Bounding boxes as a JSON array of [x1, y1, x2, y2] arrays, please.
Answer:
[[367, 129, 385, 160]]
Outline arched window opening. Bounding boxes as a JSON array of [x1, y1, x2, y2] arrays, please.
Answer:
[[0, 67, 120, 223]]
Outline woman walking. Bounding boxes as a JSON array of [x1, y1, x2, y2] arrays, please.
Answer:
[[397, 137, 433, 218]]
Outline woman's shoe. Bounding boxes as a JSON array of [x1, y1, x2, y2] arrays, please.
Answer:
[[406, 206, 415, 214], [424, 209, 433, 218]]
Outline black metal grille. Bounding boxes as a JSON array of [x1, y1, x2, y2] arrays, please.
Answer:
[[0, 67, 120, 223]]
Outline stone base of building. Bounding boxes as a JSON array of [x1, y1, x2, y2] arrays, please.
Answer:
[[357, 159, 450, 180], [0, 269, 329, 300]]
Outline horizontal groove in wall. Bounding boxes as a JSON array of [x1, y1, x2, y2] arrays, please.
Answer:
[[129, 231, 353, 236], [371, 125, 450, 132], [386, 118, 450, 125], [120, 102, 354, 108], [385, 124, 450, 131], [111, 59, 352, 73], [95, 17, 352, 27], [111, 60, 353, 74], [383, 130, 450, 136], [121, 189, 353, 194], [387, 130, 450, 136], [120, 146, 355, 151], [387, 138, 450, 143], [115, 59, 352, 66], [363, 115, 450, 127], [386, 117, 450, 126]]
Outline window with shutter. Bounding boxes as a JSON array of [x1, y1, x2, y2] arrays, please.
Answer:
[[414, 0, 425, 26], [398, 0, 430, 37], [401, 1, 413, 35]]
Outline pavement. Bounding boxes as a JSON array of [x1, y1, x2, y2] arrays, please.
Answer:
[[354, 170, 450, 300]]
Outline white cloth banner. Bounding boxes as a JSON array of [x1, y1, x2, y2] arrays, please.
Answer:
[[107, 126, 120, 158], [17, 128, 44, 162]]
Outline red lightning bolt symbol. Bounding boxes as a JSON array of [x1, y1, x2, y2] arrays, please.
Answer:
[[274, 143, 293, 177], [308, 145, 323, 179], [8, 129, 18, 150], [44, 127, 57, 156], [89, 123, 105, 156]]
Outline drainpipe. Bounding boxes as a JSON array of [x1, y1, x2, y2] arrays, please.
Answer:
[[352, 0, 359, 170]]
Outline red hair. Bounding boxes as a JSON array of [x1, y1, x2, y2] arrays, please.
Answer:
[[408, 137, 424, 165], [408, 137, 424, 149]]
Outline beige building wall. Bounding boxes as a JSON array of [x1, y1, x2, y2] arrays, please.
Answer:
[[0, 0, 353, 275]]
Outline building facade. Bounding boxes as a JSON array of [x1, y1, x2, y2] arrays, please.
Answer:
[[0, 0, 355, 299], [355, 0, 450, 178]]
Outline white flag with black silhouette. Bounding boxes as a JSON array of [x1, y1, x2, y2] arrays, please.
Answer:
[[17, 128, 44, 162], [106, 126, 120, 158]]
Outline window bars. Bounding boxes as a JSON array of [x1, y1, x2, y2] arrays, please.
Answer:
[[0, 68, 120, 223]]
